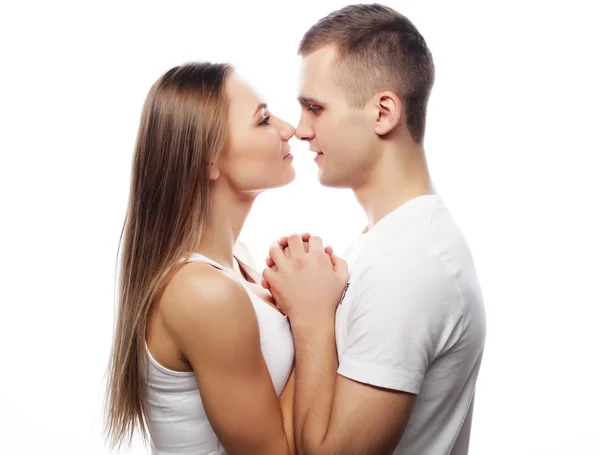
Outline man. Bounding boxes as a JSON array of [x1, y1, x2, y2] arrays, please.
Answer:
[[262, 4, 487, 455]]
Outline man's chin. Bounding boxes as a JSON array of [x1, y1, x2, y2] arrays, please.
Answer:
[[318, 173, 347, 189]]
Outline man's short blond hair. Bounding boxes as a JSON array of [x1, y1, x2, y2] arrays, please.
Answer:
[[299, 3, 435, 143]]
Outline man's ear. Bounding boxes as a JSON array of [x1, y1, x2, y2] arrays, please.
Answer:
[[373, 91, 402, 136]]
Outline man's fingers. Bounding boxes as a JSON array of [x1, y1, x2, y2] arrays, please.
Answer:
[[287, 234, 305, 257], [308, 235, 324, 254], [332, 253, 349, 279], [262, 266, 276, 287], [278, 232, 312, 249], [325, 246, 335, 267], [329, 252, 337, 266], [268, 242, 286, 267]]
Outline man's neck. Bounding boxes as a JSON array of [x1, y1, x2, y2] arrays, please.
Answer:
[[354, 142, 435, 229]]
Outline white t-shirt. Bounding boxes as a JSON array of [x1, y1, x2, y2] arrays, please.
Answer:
[[336, 194, 486, 455]]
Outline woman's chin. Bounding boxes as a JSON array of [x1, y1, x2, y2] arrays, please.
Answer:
[[270, 168, 296, 189], [280, 168, 296, 186]]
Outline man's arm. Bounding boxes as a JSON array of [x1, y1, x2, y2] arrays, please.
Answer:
[[264, 237, 464, 455], [265, 235, 411, 454], [290, 313, 337, 452], [291, 319, 415, 455]]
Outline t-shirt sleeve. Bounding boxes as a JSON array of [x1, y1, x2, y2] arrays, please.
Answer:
[[337, 249, 465, 394]]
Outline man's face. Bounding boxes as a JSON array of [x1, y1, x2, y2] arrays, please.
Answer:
[[296, 45, 378, 189]]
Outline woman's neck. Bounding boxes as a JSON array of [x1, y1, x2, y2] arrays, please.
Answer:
[[196, 188, 257, 270]]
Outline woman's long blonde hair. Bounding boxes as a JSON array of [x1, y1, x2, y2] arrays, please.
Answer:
[[104, 62, 232, 449]]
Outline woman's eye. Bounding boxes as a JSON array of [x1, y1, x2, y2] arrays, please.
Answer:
[[259, 115, 271, 126]]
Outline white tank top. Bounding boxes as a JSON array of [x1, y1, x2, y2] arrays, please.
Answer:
[[145, 252, 295, 455]]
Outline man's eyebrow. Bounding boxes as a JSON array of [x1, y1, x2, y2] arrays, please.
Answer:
[[298, 96, 325, 106]]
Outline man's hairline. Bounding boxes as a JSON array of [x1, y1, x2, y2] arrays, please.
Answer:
[[298, 44, 403, 110]]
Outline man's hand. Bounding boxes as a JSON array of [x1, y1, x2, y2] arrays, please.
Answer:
[[262, 234, 349, 325], [262, 233, 334, 287]]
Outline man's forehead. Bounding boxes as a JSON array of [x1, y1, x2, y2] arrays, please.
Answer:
[[301, 46, 337, 77], [298, 46, 339, 96]]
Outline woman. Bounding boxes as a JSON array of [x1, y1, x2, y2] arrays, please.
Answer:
[[104, 62, 308, 454]]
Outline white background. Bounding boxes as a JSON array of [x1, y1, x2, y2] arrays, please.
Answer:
[[1, 1, 599, 454]]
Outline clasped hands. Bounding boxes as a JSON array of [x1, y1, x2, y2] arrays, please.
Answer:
[[261, 233, 349, 325]]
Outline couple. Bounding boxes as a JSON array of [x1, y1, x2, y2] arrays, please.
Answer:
[[105, 4, 486, 455]]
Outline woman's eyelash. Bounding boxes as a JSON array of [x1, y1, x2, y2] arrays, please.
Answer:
[[259, 115, 271, 126], [307, 105, 321, 113]]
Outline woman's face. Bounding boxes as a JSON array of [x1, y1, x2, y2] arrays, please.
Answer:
[[217, 73, 295, 193]]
